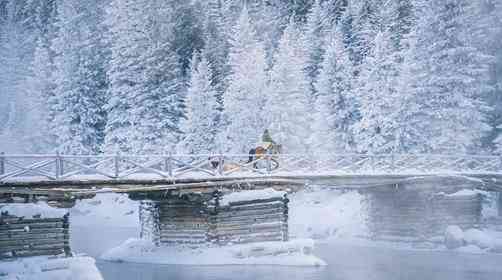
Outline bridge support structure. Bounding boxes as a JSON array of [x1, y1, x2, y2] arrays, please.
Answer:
[[0, 212, 71, 259], [362, 177, 485, 242], [136, 189, 289, 246]]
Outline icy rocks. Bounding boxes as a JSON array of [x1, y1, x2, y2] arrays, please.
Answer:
[[443, 226, 502, 253], [444, 225, 465, 249]]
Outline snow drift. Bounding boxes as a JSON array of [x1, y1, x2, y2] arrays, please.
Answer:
[[100, 238, 326, 267]]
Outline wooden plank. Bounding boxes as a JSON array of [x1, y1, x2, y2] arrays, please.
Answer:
[[0, 232, 65, 242], [222, 197, 287, 207], [213, 227, 284, 236], [0, 217, 64, 224], [159, 217, 208, 223], [220, 201, 285, 211], [215, 207, 286, 219], [0, 222, 64, 230], [0, 242, 67, 254], [159, 223, 209, 230], [159, 233, 207, 239], [211, 213, 286, 224], [160, 229, 208, 235], [1, 249, 65, 259], [0, 238, 67, 248], [0, 227, 67, 235]]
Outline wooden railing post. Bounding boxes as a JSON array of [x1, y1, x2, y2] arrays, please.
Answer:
[[114, 153, 120, 179], [391, 153, 395, 170], [165, 153, 173, 177], [266, 152, 272, 175], [370, 154, 375, 172], [218, 154, 224, 176], [55, 151, 62, 179], [0, 152, 4, 175]]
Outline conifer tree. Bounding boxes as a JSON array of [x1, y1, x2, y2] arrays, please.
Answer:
[[180, 51, 220, 154], [268, 20, 312, 154], [353, 31, 401, 154], [304, 0, 326, 100], [52, 0, 108, 154], [402, 0, 491, 153], [314, 27, 356, 154], [222, 7, 269, 153]]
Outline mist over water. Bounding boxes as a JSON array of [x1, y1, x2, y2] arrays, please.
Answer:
[[67, 188, 502, 280]]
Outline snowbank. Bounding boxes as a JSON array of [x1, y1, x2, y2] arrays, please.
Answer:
[[0, 202, 67, 218], [444, 225, 464, 249], [0, 256, 103, 280], [443, 226, 502, 253], [100, 238, 326, 266], [70, 193, 139, 227], [445, 189, 487, 197], [219, 188, 286, 206], [289, 189, 367, 240]]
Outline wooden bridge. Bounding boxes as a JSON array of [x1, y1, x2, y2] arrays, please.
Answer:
[[1, 152, 502, 186], [2, 153, 502, 259]]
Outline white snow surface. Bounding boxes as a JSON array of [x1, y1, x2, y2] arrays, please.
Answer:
[[0, 256, 103, 280], [100, 238, 326, 266], [0, 202, 67, 218], [70, 193, 139, 227], [219, 188, 286, 206], [445, 189, 487, 197], [289, 188, 367, 240]]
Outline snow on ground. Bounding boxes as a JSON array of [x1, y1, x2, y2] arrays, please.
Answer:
[[220, 188, 286, 206], [289, 187, 367, 240], [70, 193, 139, 227], [0, 201, 68, 218], [100, 238, 326, 267], [444, 226, 502, 253], [0, 256, 103, 280]]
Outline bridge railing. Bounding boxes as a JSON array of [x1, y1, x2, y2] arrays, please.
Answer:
[[0, 153, 501, 182]]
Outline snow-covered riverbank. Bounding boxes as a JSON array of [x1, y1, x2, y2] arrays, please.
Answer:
[[101, 238, 326, 266], [0, 256, 103, 280]]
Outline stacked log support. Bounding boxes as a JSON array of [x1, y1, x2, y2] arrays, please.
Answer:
[[209, 195, 289, 245], [139, 201, 160, 246], [157, 198, 211, 245], [138, 189, 290, 246], [366, 188, 482, 241], [0, 213, 71, 259]]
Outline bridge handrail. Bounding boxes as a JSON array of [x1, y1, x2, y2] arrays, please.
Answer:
[[1, 152, 501, 182], [1, 153, 500, 159]]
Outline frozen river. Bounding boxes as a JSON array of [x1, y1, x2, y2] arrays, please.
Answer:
[[95, 243, 502, 280], [72, 226, 502, 280]]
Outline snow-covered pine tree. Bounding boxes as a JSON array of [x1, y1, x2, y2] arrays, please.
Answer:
[[52, 0, 108, 154], [384, 0, 414, 53], [352, 30, 401, 154], [402, 0, 491, 154], [304, 0, 326, 100], [493, 2, 502, 153], [0, 0, 40, 152], [203, 0, 230, 111], [26, 37, 56, 152], [179, 51, 220, 154], [222, 6, 269, 153], [134, 41, 185, 154], [104, 0, 149, 153], [268, 20, 312, 154], [463, 0, 502, 152], [313, 26, 356, 155], [352, 0, 381, 67], [25, 0, 59, 152]]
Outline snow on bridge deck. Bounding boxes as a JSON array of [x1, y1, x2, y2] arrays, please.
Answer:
[[1, 153, 502, 195]]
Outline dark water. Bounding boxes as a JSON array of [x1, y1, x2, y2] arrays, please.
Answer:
[[72, 226, 502, 280]]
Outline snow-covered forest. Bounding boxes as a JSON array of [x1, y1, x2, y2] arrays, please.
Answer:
[[1, 0, 501, 156]]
